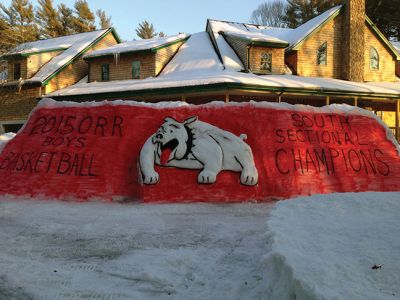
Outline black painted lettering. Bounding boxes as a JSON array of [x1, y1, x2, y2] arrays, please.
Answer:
[[374, 149, 390, 176], [112, 116, 123, 136], [275, 149, 289, 174]]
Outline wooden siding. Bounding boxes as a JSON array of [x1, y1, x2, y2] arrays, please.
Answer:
[[7, 58, 27, 81], [0, 86, 42, 121], [363, 25, 396, 82], [295, 14, 343, 78], [155, 41, 185, 75], [26, 50, 62, 78], [46, 31, 118, 93], [88, 52, 156, 82], [249, 46, 286, 74]]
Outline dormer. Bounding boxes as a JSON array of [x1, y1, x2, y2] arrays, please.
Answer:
[[83, 34, 190, 82], [220, 31, 288, 74]]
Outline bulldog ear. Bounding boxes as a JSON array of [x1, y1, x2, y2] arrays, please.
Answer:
[[164, 116, 178, 123], [183, 116, 198, 125]]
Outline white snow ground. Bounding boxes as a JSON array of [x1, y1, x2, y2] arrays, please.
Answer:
[[0, 192, 399, 300]]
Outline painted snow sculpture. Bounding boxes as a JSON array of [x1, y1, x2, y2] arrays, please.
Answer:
[[139, 116, 258, 186]]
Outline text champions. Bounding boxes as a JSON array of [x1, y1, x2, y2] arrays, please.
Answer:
[[274, 113, 390, 176]]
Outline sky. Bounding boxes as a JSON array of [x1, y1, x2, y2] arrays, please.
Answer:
[[3, 0, 269, 41]]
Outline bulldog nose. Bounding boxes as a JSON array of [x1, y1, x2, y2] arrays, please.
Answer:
[[156, 133, 163, 139]]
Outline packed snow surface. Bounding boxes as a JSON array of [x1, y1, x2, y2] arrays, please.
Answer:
[[0, 132, 16, 153], [266, 192, 400, 300], [83, 34, 189, 59], [0, 192, 399, 299]]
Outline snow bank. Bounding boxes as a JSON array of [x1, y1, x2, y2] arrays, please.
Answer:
[[0, 132, 16, 153], [264, 192, 400, 299], [0, 198, 273, 300]]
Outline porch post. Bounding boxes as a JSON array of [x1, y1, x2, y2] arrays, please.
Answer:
[[354, 97, 358, 107], [325, 96, 330, 105], [396, 99, 400, 142], [225, 90, 230, 103]]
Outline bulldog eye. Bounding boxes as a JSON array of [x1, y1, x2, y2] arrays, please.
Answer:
[[170, 129, 173, 133]]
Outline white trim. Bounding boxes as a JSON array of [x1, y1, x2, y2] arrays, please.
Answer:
[[0, 119, 26, 134]]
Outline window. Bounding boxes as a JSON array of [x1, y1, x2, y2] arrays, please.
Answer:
[[13, 63, 21, 80], [260, 52, 272, 72], [370, 47, 379, 70], [132, 61, 140, 79], [101, 64, 109, 81], [317, 42, 327, 65]]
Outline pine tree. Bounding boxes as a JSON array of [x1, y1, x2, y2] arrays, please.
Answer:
[[0, 0, 40, 53], [135, 21, 157, 39], [58, 4, 74, 36], [72, 0, 96, 33], [96, 9, 112, 29], [284, 0, 342, 28], [36, 0, 63, 38]]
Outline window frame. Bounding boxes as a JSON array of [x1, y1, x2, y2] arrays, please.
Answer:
[[132, 60, 140, 79], [260, 52, 272, 72], [317, 42, 327, 66], [370, 47, 379, 70], [101, 64, 109, 81], [13, 63, 21, 80]]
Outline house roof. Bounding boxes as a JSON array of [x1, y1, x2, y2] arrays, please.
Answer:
[[207, 6, 342, 58], [83, 33, 190, 59], [2, 28, 120, 85], [221, 31, 289, 48], [46, 32, 400, 100]]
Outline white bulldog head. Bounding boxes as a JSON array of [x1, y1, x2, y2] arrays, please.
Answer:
[[152, 116, 197, 160]]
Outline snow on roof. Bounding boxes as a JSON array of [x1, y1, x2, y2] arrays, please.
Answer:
[[83, 33, 189, 59], [222, 30, 288, 46], [19, 29, 109, 83], [207, 20, 245, 71], [6, 30, 107, 56], [161, 32, 223, 76], [207, 6, 341, 68], [285, 5, 342, 49], [46, 70, 400, 99]]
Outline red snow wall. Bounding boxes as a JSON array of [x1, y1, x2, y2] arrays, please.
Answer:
[[0, 102, 399, 202]]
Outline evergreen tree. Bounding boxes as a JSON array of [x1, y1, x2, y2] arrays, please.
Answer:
[[366, 0, 400, 40], [0, 0, 39, 53], [135, 21, 157, 39], [58, 4, 74, 36], [96, 9, 112, 29], [284, 0, 341, 28], [72, 0, 96, 33], [36, 0, 63, 38]]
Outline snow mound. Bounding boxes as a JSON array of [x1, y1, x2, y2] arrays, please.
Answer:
[[0, 132, 16, 153], [264, 192, 400, 300]]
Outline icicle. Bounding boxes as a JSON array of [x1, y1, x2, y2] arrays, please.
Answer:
[[114, 52, 120, 66]]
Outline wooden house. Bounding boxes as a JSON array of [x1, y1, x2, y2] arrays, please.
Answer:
[[0, 28, 120, 133], [1, 0, 400, 141]]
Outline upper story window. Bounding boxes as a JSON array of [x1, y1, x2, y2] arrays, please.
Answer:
[[101, 64, 109, 81], [132, 61, 140, 79], [260, 52, 272, 72], [317, 42, 327, 65], [13, 63, 21, 80], [370, 47, 379, 70]]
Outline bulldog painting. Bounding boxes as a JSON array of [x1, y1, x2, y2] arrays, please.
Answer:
[[139, 116, 258, 186]]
